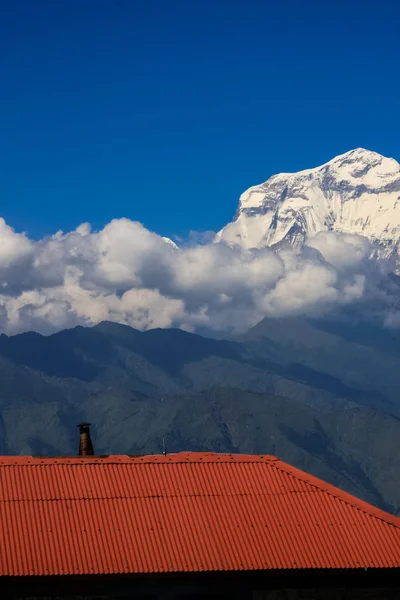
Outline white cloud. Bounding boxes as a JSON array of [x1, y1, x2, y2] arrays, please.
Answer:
[[0, 217, 396, 335], [306, 231, 371, 269], [0, 219, 32, 266]]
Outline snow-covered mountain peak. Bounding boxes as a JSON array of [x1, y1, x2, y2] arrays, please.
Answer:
[[325, 148, 400, 183], [217, 148, 400, 270], [330, 147, 384, 164]]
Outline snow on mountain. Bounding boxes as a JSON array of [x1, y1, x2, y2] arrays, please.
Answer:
[[217, 148, 400, 270], [162, 236, 178, 249]]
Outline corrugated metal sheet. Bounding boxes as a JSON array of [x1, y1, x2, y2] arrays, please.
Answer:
[[0, 452, 399, 577]]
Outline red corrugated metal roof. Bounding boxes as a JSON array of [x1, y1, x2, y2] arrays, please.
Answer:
[[0, 452, 399, 577]]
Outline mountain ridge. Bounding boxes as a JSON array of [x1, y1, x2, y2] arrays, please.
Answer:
[[217, 148, 400, 271], [0, 319, 399, 515]]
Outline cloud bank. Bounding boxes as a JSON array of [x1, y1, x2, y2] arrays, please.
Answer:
[[0, 217, 397, 335]]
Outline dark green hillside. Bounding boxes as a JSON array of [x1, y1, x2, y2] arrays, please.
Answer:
[[0, 319, 399, 515]]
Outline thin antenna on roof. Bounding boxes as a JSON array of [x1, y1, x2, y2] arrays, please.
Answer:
[[162, 437, 167, 457]]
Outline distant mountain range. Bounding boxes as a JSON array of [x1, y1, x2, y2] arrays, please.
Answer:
[[1, 319, 400, 515], [217, 148, 400, 272]]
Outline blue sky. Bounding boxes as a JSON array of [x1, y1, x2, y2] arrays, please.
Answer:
[[1, 0, 399, 240]]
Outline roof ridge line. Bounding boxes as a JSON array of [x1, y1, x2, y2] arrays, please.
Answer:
[[269, 459, 400, 529], [0, 453, 279, 466]]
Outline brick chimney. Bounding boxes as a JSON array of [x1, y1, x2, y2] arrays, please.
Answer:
[[78, 422, 94, 456]]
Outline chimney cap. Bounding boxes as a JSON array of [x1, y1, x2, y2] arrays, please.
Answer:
[[78, 422, 94, 456]]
